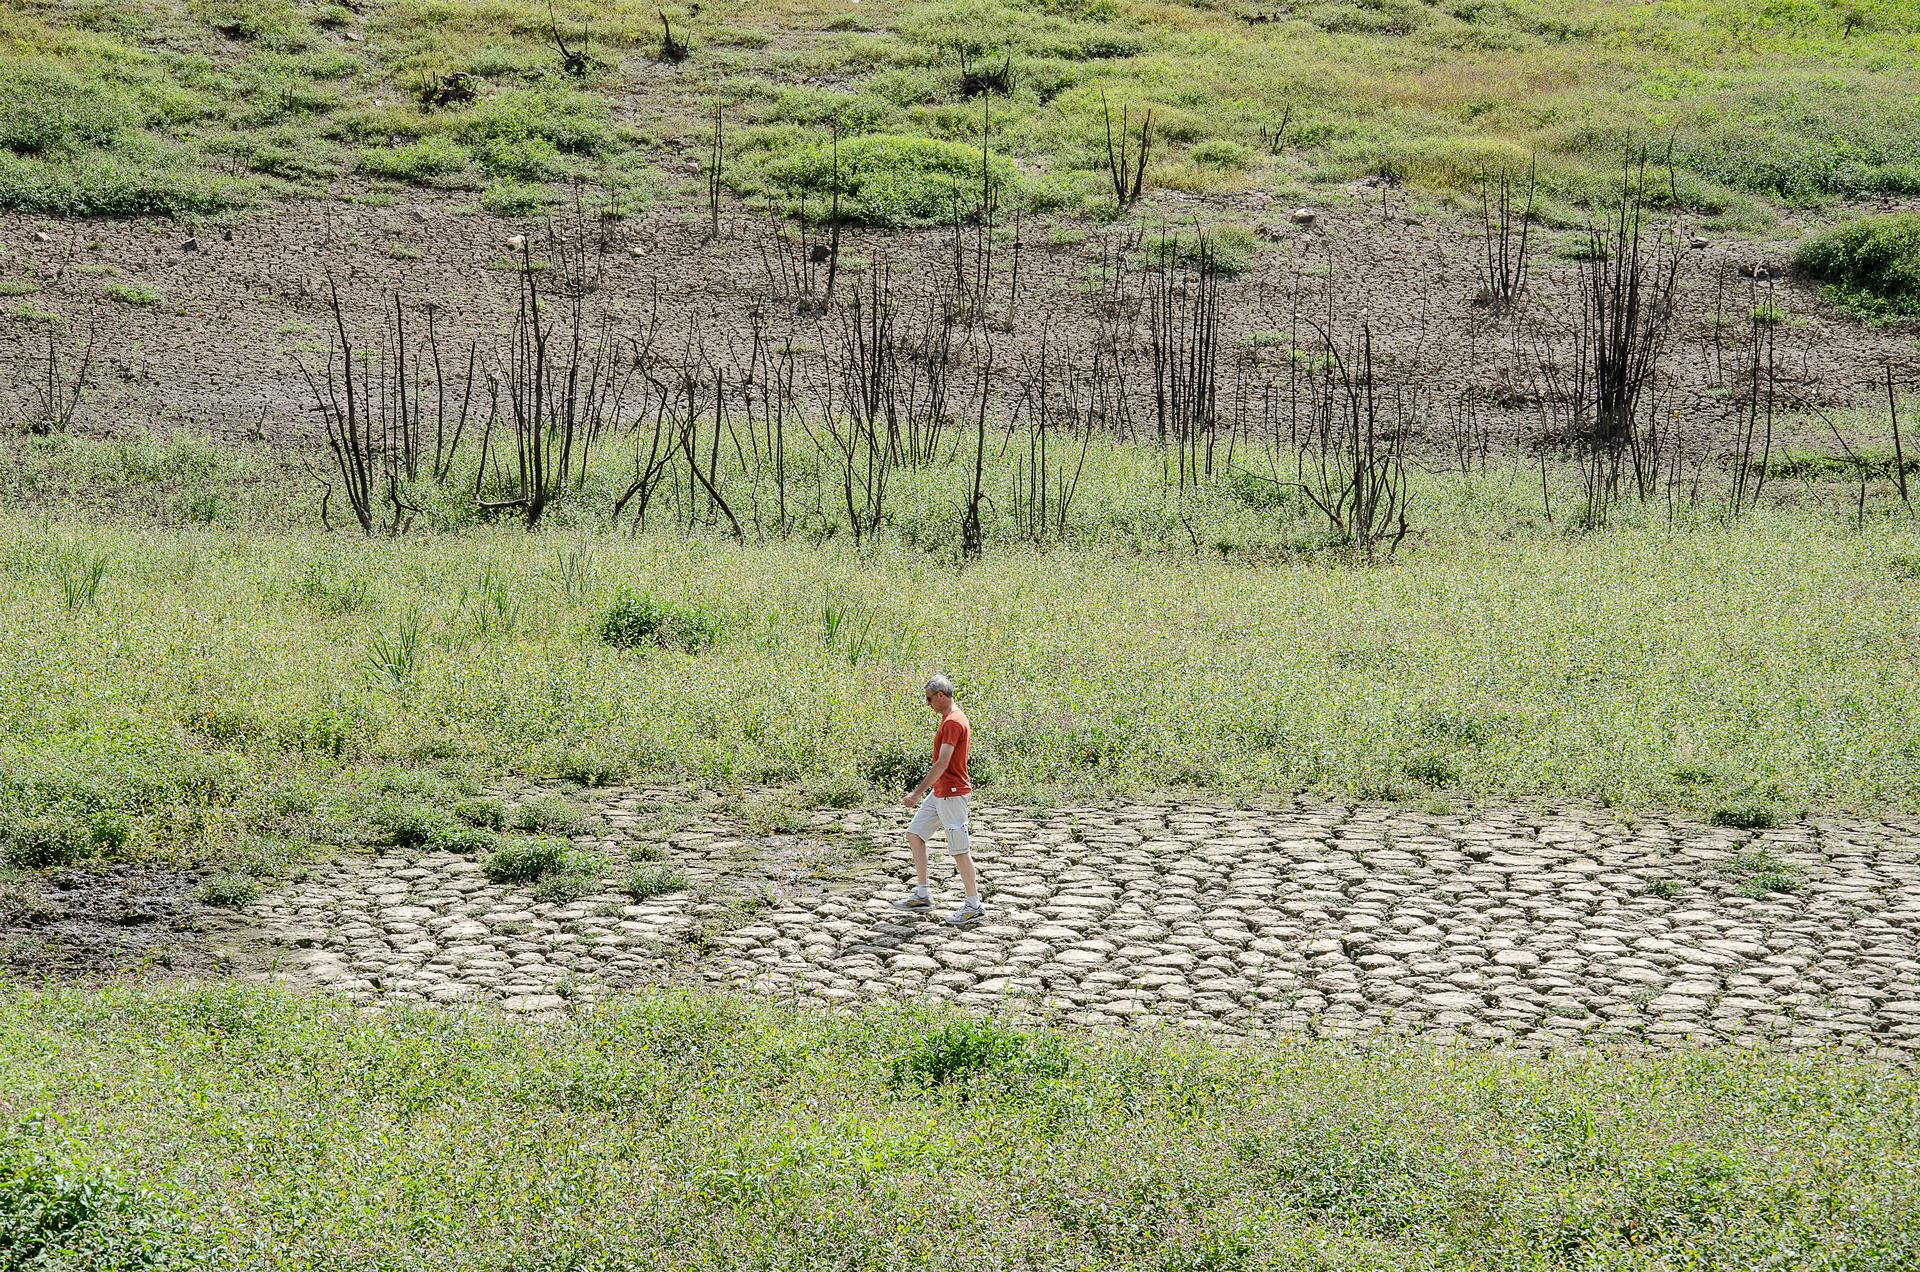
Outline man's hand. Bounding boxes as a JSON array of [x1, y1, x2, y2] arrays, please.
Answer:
[[902, 791, 921, 811]]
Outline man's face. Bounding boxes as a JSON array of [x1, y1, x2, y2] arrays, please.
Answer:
[[926, 691, 948, 714]]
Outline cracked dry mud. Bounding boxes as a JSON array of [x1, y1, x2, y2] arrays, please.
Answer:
[[249, 788, 1920, 1058]]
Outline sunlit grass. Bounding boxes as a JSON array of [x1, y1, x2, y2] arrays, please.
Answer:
[[2, 0, 1915, 220], [0, 983, 1914, 1268], [3, 428, 1919, 872]]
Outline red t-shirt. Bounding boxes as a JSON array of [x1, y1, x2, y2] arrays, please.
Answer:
[[932, 710, 972, 797]]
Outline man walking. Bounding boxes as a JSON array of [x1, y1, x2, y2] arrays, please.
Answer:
[[894, 675, 984, 925]]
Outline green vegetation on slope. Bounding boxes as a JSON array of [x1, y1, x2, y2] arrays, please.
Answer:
[[1, 984, 1914, 1269], [3, 0, 1917, 220], [1799, 214, 1920, 323]]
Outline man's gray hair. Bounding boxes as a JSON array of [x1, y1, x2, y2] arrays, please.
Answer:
[[925, 674, 957, 698]]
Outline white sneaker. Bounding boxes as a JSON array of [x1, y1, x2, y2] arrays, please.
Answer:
[[891, 892, 932, 911], [944, 899, 986, 926]]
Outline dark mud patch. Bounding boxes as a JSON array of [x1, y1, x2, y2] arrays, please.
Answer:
[[0, 864, 263, 980]]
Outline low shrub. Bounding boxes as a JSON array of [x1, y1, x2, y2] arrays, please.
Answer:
[[1, 814, 90, 869], [889, 1017, 1071, 1094], [0, 1116, 181, 1270], [861, 742, 925, 794], [1797, 215, 1920, 321], [763, 135, 1016, 228], [623, 863, 687, 899], [1709, 802, 1780, 831], [370, 800, 448, 848], [453, 797, 507, 830], [435, 826, 499, 855], [483, 837, 570, 884], [600, 589, 721, 654], [194, 873, 262, 908], [511, 795, 593, 836]]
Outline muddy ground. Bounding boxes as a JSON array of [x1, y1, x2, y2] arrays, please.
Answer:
[[4, 182, 1917, 461], [0, 865, 264, 982]]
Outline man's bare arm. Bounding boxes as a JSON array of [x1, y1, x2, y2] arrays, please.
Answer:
[[907, 743, 955, 806]]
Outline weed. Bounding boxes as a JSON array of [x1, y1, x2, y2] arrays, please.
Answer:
[[483, 837, 570, 885], [1, 814, 90, 869], [364, 611, 425, 694], [1402, 754, 1458, 788], [371, 800, 448, 848], [435, 826, 498, 855], [548, 740, 629, 788], [1148, 224, 1257, 276], [1798, 215, 1920, 322], [195, 872, 262, 908], [1710, 802, 1780, 831], [600, 589, 720, 654], [889, 1017, 1070, 1093], [356, 135, 470, 183], [759, 135, 1016, 228], [744, 795, 807, 836], [862, 743, 925, 795], [512, 795, 593, 836], [806, 773, 868, 810], [58, 554, 107, 610], [1720, 849, 1802, 898], [623, 863, 687, 899], [453, 797, 507, 830], [0, 1115, 180, 1269], [1642, 878, 1686, 901], [532, 871, 596, 903], [102, 281, 162, 307]]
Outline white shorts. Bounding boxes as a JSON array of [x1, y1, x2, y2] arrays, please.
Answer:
[[907, 795, 971, 855]]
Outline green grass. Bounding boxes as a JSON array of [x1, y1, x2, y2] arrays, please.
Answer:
[[4, 425, 1920, 872], [0, 983, 1915, 1267], [101, 280, 162, 307], [623, 862, 688, 898], [4, 1, 1917, 221], [1799, 213, 1920, 322]]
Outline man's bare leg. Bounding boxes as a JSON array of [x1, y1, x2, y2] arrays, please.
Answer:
[[892, 832, 936, 911], [953, 850, 978, 898]]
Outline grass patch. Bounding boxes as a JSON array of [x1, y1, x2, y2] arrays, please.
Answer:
[[0, 0, 1917, 222], [193, 872, 261, 908], [622, 862, 686, 899], [1719, 847, 1802, 899], [481, 836, 571, 884], [511, 794, 594, 836], [0, 984, 1915, 1266], [101, 281, 163, 308], [1798, 214, 1920, 322], [6, 430, 1920, 875], [750, 134, 1016, 228], [600, 589, 721, 655]]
